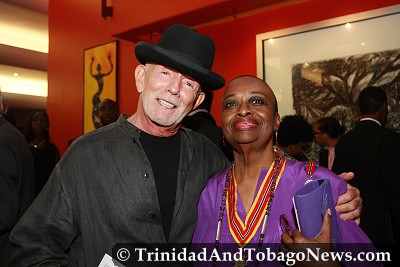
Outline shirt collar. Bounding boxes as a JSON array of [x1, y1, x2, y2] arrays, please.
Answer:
[[187, 109, 208, 116], [360, 117, 381, 126]]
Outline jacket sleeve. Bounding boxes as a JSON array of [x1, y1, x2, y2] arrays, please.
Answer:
[[9, 165, 79, 267]]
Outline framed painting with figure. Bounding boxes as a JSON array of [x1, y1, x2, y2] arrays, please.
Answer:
[[256, 5, 400, 134], [83, 40, 117, 133]]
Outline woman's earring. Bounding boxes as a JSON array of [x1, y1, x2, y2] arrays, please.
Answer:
[[274, 129, 278, 145]]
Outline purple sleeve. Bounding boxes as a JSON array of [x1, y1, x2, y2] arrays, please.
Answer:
[[192, 175, 220, 244]]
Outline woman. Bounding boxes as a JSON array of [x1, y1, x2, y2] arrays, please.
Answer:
[[192, 76, 376, 266], [313, 117, 345, 170], [24, 109, 60, 196]]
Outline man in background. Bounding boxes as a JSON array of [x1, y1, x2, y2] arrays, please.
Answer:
[[0, 89, 35, 266], [182, 90, 233, 161], [98, 98, 119, 127], [333, 86, 400, 246]]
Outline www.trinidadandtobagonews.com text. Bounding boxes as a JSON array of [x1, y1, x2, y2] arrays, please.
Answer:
[[114, 247, 391, 265]]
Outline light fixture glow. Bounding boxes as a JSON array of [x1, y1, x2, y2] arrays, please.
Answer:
[[0, 2, 48, 53], [345, 23, 352, 28], [0, 65, 47, 97]]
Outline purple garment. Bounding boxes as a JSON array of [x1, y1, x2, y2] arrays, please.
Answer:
[[192, 160, 378, 266]]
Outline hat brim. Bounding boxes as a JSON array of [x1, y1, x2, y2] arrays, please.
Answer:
[[135, 42, 225, 90]]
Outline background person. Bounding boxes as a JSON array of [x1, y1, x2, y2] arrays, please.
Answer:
[[275, 114, 314, 161], [98, 98, 119, 127], [313, 116, 345, 170], [333, 86, 400, 247], [24, 109, 60, 196], [0, 90, 35, 266], [182, 89, 233, 161]]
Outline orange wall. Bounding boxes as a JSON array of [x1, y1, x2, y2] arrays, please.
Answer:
[[48, 0, 399, 154]]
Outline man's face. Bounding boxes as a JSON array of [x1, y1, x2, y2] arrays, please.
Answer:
[[313, 123, 325, 146], [98, 100, 118, 126], [139, 64, 202, 127]]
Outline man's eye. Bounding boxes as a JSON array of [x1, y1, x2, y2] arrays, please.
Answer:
[[185, 81, 193, 88], [161, 71, 170, 76]]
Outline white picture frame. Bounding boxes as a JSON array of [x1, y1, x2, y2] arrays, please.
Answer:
[[256, 5, 400, 121]]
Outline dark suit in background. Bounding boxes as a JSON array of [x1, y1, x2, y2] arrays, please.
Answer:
[[183, 109, 223, 149], [0, 115, 35, 266], [333, 86, 400, 250], [318, 148, 329, 168], [182, 90, 233, 162], [333, 119, 400, 246]]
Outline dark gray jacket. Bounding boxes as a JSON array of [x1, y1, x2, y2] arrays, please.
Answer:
[[10, 115, 229, 266]]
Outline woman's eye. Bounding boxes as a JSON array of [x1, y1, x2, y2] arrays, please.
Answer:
[[250, 98, 264, 105], [224, 101, 237, 109]]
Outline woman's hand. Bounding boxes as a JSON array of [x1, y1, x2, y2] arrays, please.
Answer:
[[281, 209, 340, 267]]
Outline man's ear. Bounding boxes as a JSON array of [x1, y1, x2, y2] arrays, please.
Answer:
[[192, 91, 205, 110], [135, 65, 146, 93]]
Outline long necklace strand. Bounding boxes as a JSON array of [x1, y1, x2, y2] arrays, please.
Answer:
[[214, 151, 283, 265]]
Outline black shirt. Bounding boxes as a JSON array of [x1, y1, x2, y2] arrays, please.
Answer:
[[140, 131, 181, 240]]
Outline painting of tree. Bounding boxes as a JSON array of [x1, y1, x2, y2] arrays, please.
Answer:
[[292, 48, 400, 133]]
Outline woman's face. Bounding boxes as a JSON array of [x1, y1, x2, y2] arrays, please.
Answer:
[[222, 76, 279, 147], [31, 111, 49, 135]]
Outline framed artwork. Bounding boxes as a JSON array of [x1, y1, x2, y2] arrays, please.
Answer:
[[83, 40, 117, 133], [256, 5, 400, 133]]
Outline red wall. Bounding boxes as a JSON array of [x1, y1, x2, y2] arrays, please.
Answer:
[[48, 0, 399, 154], [200, 0, 400, 126]]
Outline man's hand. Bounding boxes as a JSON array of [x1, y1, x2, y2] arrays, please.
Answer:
[[338, 172, 354, 182], [336, 172, 362, 225]]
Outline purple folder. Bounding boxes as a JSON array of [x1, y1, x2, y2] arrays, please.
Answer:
[[293, 179, 341, 245]]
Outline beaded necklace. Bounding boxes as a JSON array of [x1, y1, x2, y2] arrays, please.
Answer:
[[214, 151, 284, 266]]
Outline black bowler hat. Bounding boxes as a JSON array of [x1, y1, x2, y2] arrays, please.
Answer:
[[135, 24, 225, 90]]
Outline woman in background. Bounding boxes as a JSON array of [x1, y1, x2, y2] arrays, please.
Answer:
[[24, 109, 60, 196]]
